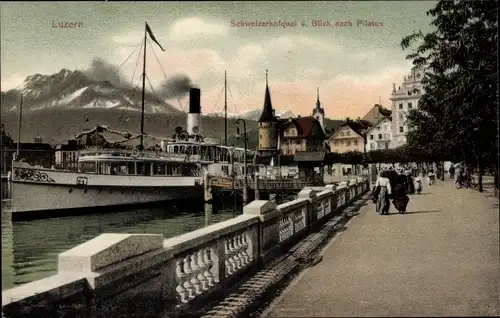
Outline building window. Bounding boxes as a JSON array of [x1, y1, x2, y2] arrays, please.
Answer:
[[408, 102, 413, 108], [384, 133, 389, 139], [399, 103, 403, 109], [399, 114, 404, 121], [399, 126, 404, 133], [378, 134, 382, 140], [347, 141, 351, 146], [408, 91, 412, 96], [370, 134, 374, 140], [295, 140, 300, 145], [370, 143, 374, 150], [354, 140, 358, 146], [346, 131, 350, 136], [376, 126, 381, 131], [339, 132, 344, 136], [385, 143, 389, 149], [340, 140, 344, 145]]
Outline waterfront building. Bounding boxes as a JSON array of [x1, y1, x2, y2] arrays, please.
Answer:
[[365, 116, 392, 151], [280, 116, 326, 156], [390, 68, 425, 148], [327, 121, 366, 154], [54, 140, 80, 171], [1, 130, 55, 172], [1, 124, 14, 174], [362, 104, 392, 125], [256, 72, 326, 160]]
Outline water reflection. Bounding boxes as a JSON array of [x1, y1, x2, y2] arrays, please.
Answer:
[[1, 201, 241, 290]]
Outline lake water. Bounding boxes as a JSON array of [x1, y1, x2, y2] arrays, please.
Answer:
[[1, 199, 240, 291]]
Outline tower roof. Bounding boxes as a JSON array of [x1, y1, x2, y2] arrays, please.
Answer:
[[316, 87, 321, 108], [258, 70, 278, 122]]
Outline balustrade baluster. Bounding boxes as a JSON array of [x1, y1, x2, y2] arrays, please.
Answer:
[[183, 254, 195, 299], [190, 250, 202, 295], [226, 238, 236, 275], [231, 235, 242, 271], [286, 215, 293, 238], [176, 257, 189, 303], [241, 232, 250, 264], [204, 248, 215, 286], [279, 218, 285, 241], [197, 249, 208, 291], [238, 233, 248, 267]]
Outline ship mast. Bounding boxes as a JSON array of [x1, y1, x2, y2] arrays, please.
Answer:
[[139, 22, 147, 150], [16, 94, 23, 158], [224, 70, 228, 146]]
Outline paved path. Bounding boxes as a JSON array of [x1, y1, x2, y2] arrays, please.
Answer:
[[263, 180, 500, 317]]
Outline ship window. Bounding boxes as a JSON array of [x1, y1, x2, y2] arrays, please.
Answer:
[[128, 162, 136, 174], [118, 164, 128, 174], [166, 163, 173, 175], [152, 163, 159, 175], [144, 162, 152, 175], [158, 163, 166, 175], [78, 162, 96, 173], [137, 162, 144, 175]]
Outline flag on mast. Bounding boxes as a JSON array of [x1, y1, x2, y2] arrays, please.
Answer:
[[146, 22, 165, 51]]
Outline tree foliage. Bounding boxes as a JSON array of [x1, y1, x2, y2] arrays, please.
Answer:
[[401, 1, 498, 172]]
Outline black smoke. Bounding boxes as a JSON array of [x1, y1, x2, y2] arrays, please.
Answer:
[[158, 74, 197, 99], [84, 58, 131, 88]]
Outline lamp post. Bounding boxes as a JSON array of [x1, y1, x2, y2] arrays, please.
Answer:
[[236, 118, 248, 203]]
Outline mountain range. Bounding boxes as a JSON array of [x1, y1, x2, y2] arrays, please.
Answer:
[[1, 68, 345, 148], [1, 69, 182, 114]]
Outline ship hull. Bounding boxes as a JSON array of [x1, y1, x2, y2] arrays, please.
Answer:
[[10, 182, 204, 221], [10, 164, 204, 221]]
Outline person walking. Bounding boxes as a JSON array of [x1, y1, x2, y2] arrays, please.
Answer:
[[393, 169, 410, 214], [406, 170, 415, 194], [373, 170, 392, 215], [449, 166, 455, 180]]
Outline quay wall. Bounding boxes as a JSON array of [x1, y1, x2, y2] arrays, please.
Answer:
[[2, 178, 369, 317]]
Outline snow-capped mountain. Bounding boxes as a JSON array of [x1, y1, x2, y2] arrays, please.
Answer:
[[206, 108, 282, 121], [1, 69, 180, 114]]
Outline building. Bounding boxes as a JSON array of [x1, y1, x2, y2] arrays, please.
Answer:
[[365, 116, 392, 151], [312, 88, 325, 132], [257, 72, 280, 159], [257, 71, 326, 159], [362, 104, 392, 125], [390, 68, 425, 147], [2, 131, 55, 172], [280, 116, 326, 156], [55, 140, 80, 171], [1, 124, 14, 174], [327, 121, 366, 154]]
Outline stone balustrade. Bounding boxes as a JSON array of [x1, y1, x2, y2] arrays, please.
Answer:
[[2, 178, 369, 318]]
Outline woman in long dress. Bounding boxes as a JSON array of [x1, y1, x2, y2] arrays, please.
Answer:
[[406, 171, 415, 194], [373, 171, 392, 215], [393, 170, 410, 213]]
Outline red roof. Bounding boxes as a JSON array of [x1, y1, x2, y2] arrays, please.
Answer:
[[280, 116, 325, 138]]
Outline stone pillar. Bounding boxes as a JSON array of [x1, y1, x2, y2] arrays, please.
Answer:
[[203, 172, 212, 202], [243, 185, 248, 204], [254, 172, 260, 200], [297, 188, 319, 229]]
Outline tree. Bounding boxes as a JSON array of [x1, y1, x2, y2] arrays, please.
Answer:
[[402, 0, 498, 192]]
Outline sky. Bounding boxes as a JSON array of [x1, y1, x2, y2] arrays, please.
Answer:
[[0, 1, 436, 119]]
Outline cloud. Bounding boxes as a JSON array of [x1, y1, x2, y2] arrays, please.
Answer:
[[1, 73, 25, 91], [169, 17, 229, 42]]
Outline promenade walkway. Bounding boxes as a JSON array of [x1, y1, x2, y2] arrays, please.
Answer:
[[263, 179, 500, 317]]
